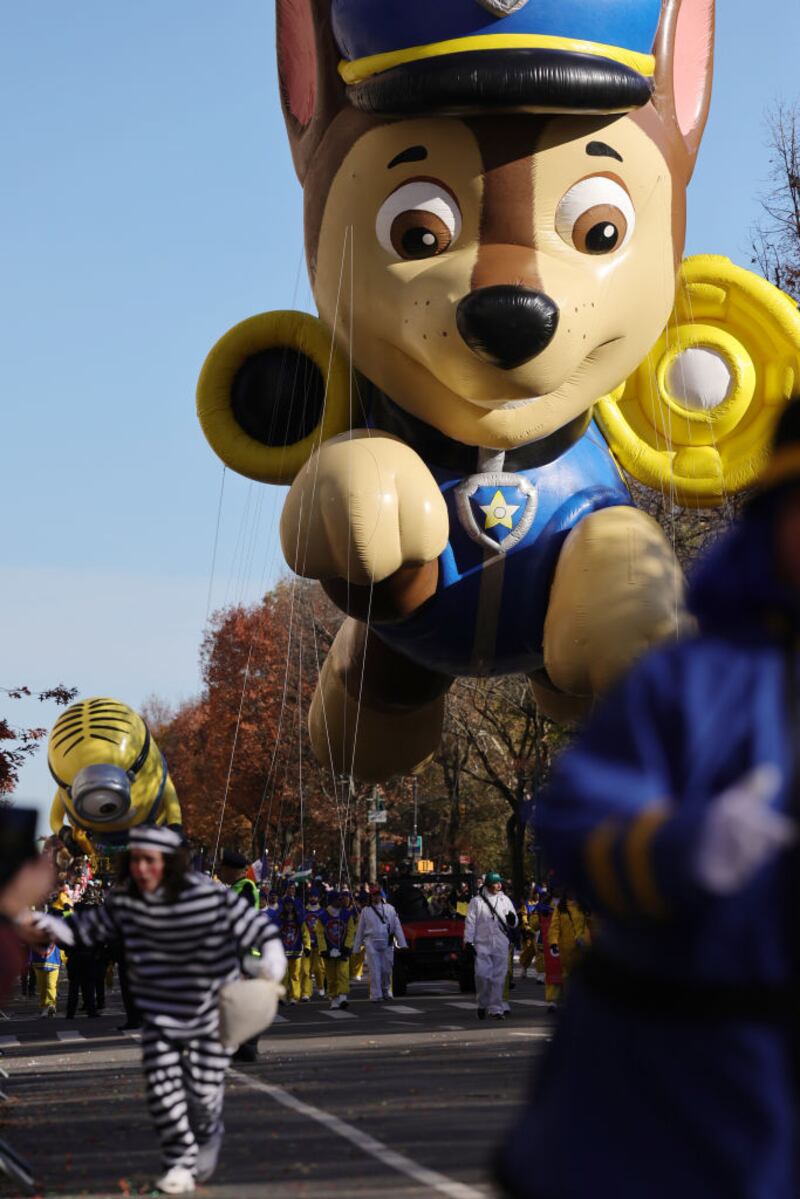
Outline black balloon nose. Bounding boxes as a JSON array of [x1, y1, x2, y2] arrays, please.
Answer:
[[456, 286, 560, 370]]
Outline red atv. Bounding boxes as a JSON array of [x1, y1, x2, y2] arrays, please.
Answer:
[[390, 873, 475, 996]]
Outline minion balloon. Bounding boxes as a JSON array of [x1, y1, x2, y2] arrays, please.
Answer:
[[47, 699, 181, 848]]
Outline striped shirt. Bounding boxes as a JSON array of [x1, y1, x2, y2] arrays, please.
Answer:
[[38, 873, 284, 1037]]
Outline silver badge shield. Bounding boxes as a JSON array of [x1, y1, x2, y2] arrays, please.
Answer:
[[455, 472, 538, 555], [476, 0, 531, 15]]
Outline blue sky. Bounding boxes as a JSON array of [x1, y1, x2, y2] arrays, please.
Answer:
[[2, 1, 798, 830]]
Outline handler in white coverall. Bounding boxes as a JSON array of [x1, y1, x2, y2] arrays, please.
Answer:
[[354, 885, 408, 1001], [464, 871, 518, 1020]]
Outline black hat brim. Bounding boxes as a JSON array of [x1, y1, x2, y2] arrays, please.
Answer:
[[346, 49, 653, 118]]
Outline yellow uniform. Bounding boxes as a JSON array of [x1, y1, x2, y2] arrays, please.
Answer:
[[518, 902, 538, 975], [280, 915, 311, 1004], [547, 900, 591, 984], [320, 905, 356, 1009], [301, 908, 326, 999]]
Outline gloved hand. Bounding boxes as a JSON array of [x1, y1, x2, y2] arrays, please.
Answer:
[[241, 939, 287, 983], [694, 765, 797, 895], [329, 947, 341, 959], [303, 947, 311, 957], [340, 948, 352, 960]]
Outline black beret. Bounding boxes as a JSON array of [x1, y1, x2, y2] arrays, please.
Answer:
[[220, 848, 248, 869]]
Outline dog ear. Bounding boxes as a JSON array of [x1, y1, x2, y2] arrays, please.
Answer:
[[652, 0, 715, 179], [276, 0, 347, 183]]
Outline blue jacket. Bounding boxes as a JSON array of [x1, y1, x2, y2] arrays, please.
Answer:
[[31, 943, 61, 971], [370, 398, 630, 676], [500, 507, 797, 1199]]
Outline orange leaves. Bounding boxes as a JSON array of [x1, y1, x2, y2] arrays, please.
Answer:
[[152, 581, 346, 861]]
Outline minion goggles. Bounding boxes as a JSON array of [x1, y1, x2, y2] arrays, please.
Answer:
[[49, 725, 165, 828], [332, 0, 662, 115]]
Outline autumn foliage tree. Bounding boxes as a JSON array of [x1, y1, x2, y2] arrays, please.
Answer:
[[1, 684, 78, 796], [752, 100, 800, 302], [149, 579, 350, 867]]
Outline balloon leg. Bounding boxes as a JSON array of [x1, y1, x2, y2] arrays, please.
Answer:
[[309, 618, 452, 783]]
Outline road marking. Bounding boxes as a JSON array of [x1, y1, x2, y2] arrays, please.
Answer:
[[272, 1014, 288, 1023], [510, 1031, 552, 1039], [321, 1009, 357, 1020], [56, 1030, 84, 1041], [447, 1002, 476, 1011], [232, 1071, 485, 1199], [0, 1036, 20, 1048], [380, 1004, 423, 1015], [512, 999, 552, 1009]]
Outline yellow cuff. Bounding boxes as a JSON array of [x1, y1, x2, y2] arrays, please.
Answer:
[[585, 818, 629, 916], [623, 807, 670, 918]]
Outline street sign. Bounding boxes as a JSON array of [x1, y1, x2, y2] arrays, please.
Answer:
[[407, 835, 423, 857], [367, 810, 387, 824]]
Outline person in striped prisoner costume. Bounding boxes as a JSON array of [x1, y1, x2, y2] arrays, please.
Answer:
[[33, 826, 286, 1196]]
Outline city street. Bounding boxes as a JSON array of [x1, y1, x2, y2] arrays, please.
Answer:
[[0, 976, 553, 1197]]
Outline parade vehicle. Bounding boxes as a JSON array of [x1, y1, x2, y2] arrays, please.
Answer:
[[389, 870, 475, 996]]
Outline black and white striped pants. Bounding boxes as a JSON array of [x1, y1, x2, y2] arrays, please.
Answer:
[[141, 1026, 231, 1170]]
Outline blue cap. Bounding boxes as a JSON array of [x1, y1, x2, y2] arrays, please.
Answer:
[[332, 0, 661, 116]]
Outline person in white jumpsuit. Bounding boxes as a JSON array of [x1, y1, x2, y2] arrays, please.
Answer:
[[354, 885, 408, 1001], [463, 871, 518, 1020]]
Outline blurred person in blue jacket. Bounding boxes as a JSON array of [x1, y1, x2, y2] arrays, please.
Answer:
[[496, 396, 800, 1199]]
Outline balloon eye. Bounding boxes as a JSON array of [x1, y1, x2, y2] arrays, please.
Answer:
[[376, 180, 462, 261], [572, 206, 628, 255], [390, 211, 452, 260], [555, 177, 635, 256]]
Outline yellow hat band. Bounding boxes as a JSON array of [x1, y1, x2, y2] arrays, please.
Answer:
[[758, 446, 800, 493], [338, 33, 656, 87]]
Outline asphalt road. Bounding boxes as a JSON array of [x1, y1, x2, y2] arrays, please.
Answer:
[[0, 975, 553, 1198]]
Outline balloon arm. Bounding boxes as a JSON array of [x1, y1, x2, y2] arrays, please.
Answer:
[[161, 778, 182, 827], [280, 431, 449, 587], [49, 790, 68, 836]]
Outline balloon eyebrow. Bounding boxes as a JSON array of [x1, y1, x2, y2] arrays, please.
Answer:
[[388, 146, 428, 170], [586, 141, 624, 163]]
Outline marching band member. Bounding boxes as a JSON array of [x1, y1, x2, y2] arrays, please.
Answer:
[[341, 887, 365, 981], [301, 895, 326, 1001], [517, 886, 539, 979], [319, 890, 355, 1010], [279, 898, 310, 1004]]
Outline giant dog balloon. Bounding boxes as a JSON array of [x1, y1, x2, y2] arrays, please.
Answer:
[[198, 0, 800, 782]]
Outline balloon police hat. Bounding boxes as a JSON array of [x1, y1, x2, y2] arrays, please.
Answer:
[[331, 0, 662, 115]]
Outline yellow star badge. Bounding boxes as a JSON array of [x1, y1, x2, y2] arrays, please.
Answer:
[[480, 489, 520, 531]]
